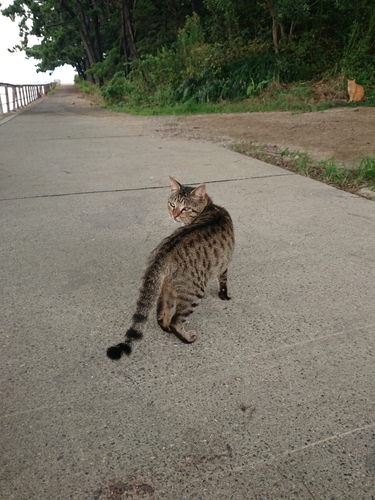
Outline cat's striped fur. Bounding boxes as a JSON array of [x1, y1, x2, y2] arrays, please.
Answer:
[[107, 177, 234, 360]]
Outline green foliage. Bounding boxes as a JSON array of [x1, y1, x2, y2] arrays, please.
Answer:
[[101, 13, 308, 108], [101, 71, 128, 103], [341, 10, 375, 84], [279, 149, 375, 192], [3, 0, 375, 107], [237, 145, 375, 194], [274, 0, 311, 23], [74, 78, 101, 96], [86, 48, 126, 81], [356, 157, 375, 189]]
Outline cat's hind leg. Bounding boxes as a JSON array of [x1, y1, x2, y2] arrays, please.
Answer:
[[217, 268, 231, 300], [169, 293, 204, 343], [157, 280, 176, 333]]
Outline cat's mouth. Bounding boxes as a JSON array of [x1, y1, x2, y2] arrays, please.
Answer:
[[171, 215, 185, 225]]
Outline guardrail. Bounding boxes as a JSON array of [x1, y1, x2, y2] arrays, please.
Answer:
[[0, 82, 56, 114]]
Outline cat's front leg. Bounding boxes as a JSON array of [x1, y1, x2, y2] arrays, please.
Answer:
[[217, 269, 231, 300]]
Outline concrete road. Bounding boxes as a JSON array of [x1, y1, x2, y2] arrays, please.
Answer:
[[1, 86, 374, 500]]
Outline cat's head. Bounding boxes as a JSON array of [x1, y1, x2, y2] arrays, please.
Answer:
[[168, 176, 209, 225]]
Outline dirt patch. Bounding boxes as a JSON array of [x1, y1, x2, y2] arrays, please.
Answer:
[[150, 107, 375, 166], [101, 480, 155, 499], [76, 83, 374, 167]]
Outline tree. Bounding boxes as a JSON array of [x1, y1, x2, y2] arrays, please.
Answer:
[[2, 0, 107, 83], [264, 0, 321, 54], [2, 0, 374, 93], [120, 0, 138, 75]]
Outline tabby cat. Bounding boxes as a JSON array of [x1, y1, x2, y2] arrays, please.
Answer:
[[348, 79, 364, 102], [107, 176, 235, 360]]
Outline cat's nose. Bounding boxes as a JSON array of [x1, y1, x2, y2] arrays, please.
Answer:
[[172, 208, 181, 219]]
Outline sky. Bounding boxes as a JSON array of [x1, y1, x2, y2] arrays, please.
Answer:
[[0, 0, 76, 84]]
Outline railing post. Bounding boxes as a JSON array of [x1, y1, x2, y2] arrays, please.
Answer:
[[12, 86, 16, 110], [0, 81, 56, 114], [22, 86, 26, 107], [16, 86, 20, 109], [17, 86, 21, 109], [5, 86, 10, 113]]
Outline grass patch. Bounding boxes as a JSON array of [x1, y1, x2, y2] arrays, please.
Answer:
[[47, 83, 60, 95], [106, 88, 339, 115], [75, 79, 102, 96], [104, 91, 375, 117], [102, 76, 375, 115], [75, 75, 375, 115], [231, 142, 375, 197], [74, 79, 105, 107]]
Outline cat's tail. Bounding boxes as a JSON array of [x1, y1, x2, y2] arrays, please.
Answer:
[[106, 260, 163, 360]]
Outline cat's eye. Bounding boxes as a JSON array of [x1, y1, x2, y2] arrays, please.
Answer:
[[169, 202, 175, 208], [182, 207, 190, 212]]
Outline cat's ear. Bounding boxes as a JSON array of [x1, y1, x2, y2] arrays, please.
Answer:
[[169, 176, 181, 192], [191, 184, 206, 201]]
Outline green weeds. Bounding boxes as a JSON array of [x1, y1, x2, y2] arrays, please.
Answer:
[[47, 83, 60, 95], [232, 143, 375, 196], [74, 78, 102, 98]]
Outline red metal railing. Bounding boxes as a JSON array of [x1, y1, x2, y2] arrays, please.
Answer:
[[0, 82, 56, 114]]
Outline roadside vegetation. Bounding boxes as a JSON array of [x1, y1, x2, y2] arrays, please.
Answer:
[[75, 75, 375, 115], [231, 143, 375, 197], [3, 1, 375, 111]]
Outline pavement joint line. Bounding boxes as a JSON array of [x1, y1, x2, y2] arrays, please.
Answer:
[[3, 321, 373, 420], [102, 323, 375, 384], [0, 134, 146, 142], [224, 422, 375, 477], [0, 173, 294, 202]]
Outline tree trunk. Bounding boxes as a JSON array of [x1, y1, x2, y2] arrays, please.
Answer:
[[91, 0, 103, 63], [265, 0, 285, 54], [191, 0, 198, 14], [121, 4, 130, 75], [122, 0, 139, 61], [272, 16, 279, 54], [266, 0, 278, 53], [61, 0, 103, 84], [75, 60, 86, 79], [289, 20, 296, 41]]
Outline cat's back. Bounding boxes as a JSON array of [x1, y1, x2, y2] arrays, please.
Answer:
[[172, 203, 233, 242], [155, 203, 234, 262]]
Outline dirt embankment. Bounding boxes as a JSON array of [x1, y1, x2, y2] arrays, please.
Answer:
[[150, 107, 375, 166], [77, 86, 374, 166]]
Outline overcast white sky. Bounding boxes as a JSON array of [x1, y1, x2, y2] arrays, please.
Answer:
[[0, 0, 76, 84]]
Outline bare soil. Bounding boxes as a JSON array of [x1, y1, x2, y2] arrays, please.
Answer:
[[76, 85, 375, 167], [149, 107, 375, 166]]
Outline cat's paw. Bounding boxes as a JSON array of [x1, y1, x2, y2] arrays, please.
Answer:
[[218, 290, 232, 300], [186, 330, 197, 343], [157, 315, 172, 332]]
